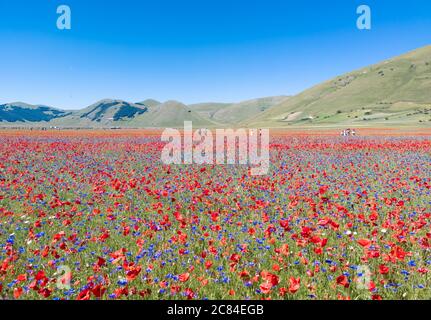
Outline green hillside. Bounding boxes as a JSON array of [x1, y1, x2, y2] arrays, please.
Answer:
[[0, 102, 68, 123], [189, 96, 289, 125], [248, 45, 431, 128], [49, 99, 148, 127], [136, 99, 161, 108], [129, 100, 217, 128]]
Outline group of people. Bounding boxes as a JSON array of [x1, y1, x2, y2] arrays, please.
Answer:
[[340, 128, 357, 136]]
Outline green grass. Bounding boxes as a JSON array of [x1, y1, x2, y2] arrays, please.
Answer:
[[248, 45, 431, 128]]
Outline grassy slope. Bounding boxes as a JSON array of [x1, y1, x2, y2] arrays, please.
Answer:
[[0, 102, 69, 123], [248, 45, 431, 128], [128, 100, 218, 128], [49, 99, 147, 127], [136, 99, 161, 108], [189, 96, 290, 125]]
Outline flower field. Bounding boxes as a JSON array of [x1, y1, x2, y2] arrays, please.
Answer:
[[0, 130, 430, 300]]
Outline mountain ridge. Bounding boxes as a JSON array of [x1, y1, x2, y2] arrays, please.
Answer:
[[248, 45, 431, 127], [0, 102, 70, 123], [2, 45, 431, 128]]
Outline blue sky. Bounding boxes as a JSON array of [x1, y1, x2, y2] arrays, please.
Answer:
[[1, 0, 431, 109]]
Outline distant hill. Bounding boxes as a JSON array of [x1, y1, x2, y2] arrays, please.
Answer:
[[0, 102, 68, 122], [48, 99, 219, 128], [136, 99, 161, 108], [248, 45, 431, 127], [189, 96, 289, 125], [129, 100, 217, 127], [49, 99, 148, 127]]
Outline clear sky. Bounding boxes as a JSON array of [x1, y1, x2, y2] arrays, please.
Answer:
[[1, 0, 431, 109]]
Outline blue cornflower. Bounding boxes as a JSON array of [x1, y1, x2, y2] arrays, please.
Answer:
[[117, 279, 128, 286]]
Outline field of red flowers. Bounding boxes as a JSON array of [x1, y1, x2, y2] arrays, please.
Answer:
[[0, 129, 430, 300]]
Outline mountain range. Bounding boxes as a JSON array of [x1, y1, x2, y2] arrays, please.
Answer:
[[2, 45, 431, 128]]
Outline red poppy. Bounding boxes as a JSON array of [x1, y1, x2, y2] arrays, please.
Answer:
[[288, 277, 300, 294], [358, 239, 371, 247], [13, 287, 23, 299], [179, 273, 190, 282], [17, 274, 27, 282], [379, 264, 389, 275], [260, 282, 272, 294], [91, 285, 106, 298], [336, 275, 349, 288]]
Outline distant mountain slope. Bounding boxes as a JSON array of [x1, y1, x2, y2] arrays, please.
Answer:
[[249, 45, 431, 127], [49, 99, 148, 127], [136, 99, 161, 108], [187, 102, 231, 120], [189, 96, 290, 125], [130, 100, 217, 127], [0, 102, 68, 122]]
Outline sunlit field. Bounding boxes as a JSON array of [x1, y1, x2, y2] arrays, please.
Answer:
[[1, 129, 430, 300]]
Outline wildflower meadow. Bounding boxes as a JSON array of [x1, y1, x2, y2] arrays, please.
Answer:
[[0, 129, 430, 300]]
